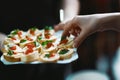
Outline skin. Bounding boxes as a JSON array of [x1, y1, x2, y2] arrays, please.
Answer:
[[0, 0, 80, 50], [54, 0, 80, 31], [54, 13, 120, 48]]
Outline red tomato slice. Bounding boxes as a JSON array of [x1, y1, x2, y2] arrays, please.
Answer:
[[45, 33, 51, 39], [50, 53, 55, 57], [46, 42, 54, 49], [60, 39, 68, 44], [10, 46, 16, 50], [25, 43, 35, 49], [13, 52, 17, 54], [25, 48, 33, 54], [11, 37, 16, 40], [30, 30, 35, 35], [26, 36, 33, 41], [17, 31, 22, 38]]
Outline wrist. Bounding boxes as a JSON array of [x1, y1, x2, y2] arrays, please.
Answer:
[[95, 13, 120, 32]]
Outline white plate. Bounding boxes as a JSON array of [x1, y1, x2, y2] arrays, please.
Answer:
[[1, 50, 78, 65], [0, 30, 78, 65]]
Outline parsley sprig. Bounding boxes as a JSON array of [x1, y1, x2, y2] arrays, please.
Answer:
[[41, 40, 53, 46], [20, 39, 27, 43], [7, 49, 14, 56], [10, 29, 19, 35], [59, 49, 69, 55], [44, 26, 53, 30]]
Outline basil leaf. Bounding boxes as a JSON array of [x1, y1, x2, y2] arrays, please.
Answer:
[[30, 27, 37, 31], [41, 40, 53, 46], [8, 35, 12, 38], [10, 29, 19, 35], [41, 41, 47, 46], [7, 50, 13, 56], [38, 36, 42, 40], [7, 45, 10, 48], [59, 49, 69, 55], [44, 26, 53, 30], [47, 40, 53, 42], [20, 39, 27, 43], [44, 54, 50, 58], [34, 41, 39, 47]]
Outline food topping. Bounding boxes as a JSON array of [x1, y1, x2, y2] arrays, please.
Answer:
[[59, 49, 69, 55], [17, 31, 22, 38], [10, 29, 19, 35], [25, 48, 33, 54], [26, 36, 33, 41], [7, 50, 14, 56], [45, 33, 51, 39], [44, 53, 55, 58], [41, 40, 54, 49], [2, 26, 74, 63], [59, 39, 68, 45], [44, 26, 53, 31], [9, 46, 16, 50], [20, 39, 27, 43], [29, 27, 37, 35], [25, 43, 35, 49]]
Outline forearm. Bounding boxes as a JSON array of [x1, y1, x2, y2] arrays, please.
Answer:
[[0, 33, 7, 50], [63, 0, 80, 22], [95, 13, 120, 32]]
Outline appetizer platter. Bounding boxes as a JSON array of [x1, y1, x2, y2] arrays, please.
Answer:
[[0, 26, 78, 65]]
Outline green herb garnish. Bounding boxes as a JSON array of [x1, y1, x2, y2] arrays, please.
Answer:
[[8, 35, 12, 38], [44, 26, 53, 30], [30, 27, 37, 31], [7, 49, 14, 56], [20, 39, 27, 43], [41, 40, 53, 46], [33, 41, 40, 47], [7, 45, 10, 48], [59, 49, 69, 55], [10, 29, 19, 35], [37, 36, 42, 40], [44, 54, 50, 58], [41, 41, 47, 46]]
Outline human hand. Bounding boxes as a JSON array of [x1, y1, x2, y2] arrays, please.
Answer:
[[61, 15, 99, 48], [55, 13, 120, 48], [0, 33, 7, 50], [54, 22, 65, 32]]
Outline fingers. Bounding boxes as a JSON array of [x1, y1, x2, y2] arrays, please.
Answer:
[[61, 22, 73, 39], [69, 25, 81, 37], [61, 27, 70, 40], [61, 20, 81, 43], [54, 23, 64, 32], [73, 31, 86, 48]]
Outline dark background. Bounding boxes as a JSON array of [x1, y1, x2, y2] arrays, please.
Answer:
[[0, 0, 61, 34], [72, 0, 120, 80], [0, 0, 120, 80]]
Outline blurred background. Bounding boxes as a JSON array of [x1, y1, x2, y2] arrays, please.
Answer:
[[0, 0, 120, 80], [72, 0, 120, 80]]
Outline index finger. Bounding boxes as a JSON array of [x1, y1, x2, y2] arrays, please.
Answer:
[[61, 22, 74, 40], [61, 23, 72, 40]]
